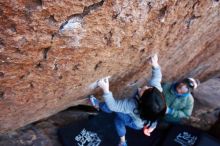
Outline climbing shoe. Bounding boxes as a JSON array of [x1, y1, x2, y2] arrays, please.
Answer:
[[118, 141, 127, 146], [89, 95, 100, 109]]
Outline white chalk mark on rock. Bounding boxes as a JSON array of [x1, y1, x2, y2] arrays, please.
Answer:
[[60, 17, 85, 47]]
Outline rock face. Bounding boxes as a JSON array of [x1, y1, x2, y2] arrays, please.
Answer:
[[194, 78, 220, 109], [0, 0, 220, 133], [0, 106, 96, 146], [187, 78, 220, 130]]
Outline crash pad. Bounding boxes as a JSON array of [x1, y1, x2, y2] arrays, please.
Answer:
[[58, 112, 220, 146]]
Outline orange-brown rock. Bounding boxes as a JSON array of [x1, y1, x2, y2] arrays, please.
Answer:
[[0, 0, 219, 133]]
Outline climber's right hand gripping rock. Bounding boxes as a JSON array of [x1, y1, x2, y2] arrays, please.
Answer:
[[97, 77, 110, 94]]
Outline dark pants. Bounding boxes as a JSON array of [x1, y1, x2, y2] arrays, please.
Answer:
[[99, 103, 141, 137]]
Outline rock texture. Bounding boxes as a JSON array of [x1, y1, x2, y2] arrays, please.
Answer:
[[194, 78, 220, 109], [0, 0, 220, 133], [186, 78, 220, 130], [0, 106, 96, 146]]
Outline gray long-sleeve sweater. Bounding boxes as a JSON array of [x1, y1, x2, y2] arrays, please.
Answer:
[[102, 66, 163, 129]]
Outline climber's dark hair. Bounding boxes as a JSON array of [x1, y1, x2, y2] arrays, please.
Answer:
[[137, 87, 166, 122]]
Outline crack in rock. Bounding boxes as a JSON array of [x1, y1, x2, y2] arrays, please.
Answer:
[[158, 6, 167, 22], [186, 14, 201, 28], [25, 0, 43, 10], [42, 47, 50, 60], [0, 91, 4, 100], [94, 61, 102, 71], [0, 72, 4, 78]]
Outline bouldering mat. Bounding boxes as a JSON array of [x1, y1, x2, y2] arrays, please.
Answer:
[[58, 112, 220, 146], [162, 124, 220, 146], [58, 112, 166, 146]]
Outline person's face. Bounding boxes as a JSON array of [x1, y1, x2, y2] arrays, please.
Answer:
[[176, 83, 189, 94], [138, 86, 152, 97]]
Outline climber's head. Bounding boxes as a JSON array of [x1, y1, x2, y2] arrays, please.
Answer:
[[175, 78, 200, 94], [138, 86, 166, 122], [138, 86, 151, 97]]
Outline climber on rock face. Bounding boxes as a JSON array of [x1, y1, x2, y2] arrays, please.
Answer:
[[89, 54, 167, 146], [162, 77, 200, 123]]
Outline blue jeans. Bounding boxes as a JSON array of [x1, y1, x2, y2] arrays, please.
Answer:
[[99, 103, 141, 137]]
